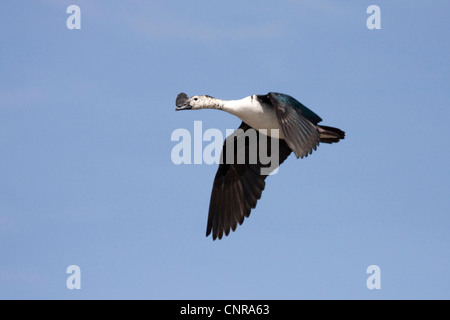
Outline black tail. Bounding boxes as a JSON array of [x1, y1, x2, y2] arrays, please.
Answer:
[[317, 125, 345, 143]]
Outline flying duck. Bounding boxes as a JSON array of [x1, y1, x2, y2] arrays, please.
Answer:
[[175, 92, 345, 240]]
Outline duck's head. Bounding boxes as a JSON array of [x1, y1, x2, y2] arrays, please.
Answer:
[[175, 93, 218, 111]]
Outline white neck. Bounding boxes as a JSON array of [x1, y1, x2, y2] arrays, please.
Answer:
[[211, 95, 281, 136], [219, 96, 254, 117]]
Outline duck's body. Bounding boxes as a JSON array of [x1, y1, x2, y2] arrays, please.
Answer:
[[175, 92, 345, 240]]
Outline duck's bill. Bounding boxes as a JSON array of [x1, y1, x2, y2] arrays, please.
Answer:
[[175, 92, 190, 111], [175, 104, 192, 111]]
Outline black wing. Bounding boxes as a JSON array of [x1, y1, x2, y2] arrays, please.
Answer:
[[268, 92, 320, 159], [206, 122, 292, 240]]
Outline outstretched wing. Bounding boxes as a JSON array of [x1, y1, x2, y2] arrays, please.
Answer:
[[206, 122, 292, 240], [268, 92, 321, 159]]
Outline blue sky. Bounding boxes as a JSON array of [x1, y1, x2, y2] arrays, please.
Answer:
[[0, 0, 449, 299]]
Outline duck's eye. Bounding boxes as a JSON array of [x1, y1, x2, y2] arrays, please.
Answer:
[[194, 98, 198, 101]]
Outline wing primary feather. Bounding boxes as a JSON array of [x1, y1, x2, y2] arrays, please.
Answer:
[[206, 121, 292, 239]]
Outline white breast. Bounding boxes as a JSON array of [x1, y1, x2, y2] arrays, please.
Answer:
[[223, 96, 284, 139]]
